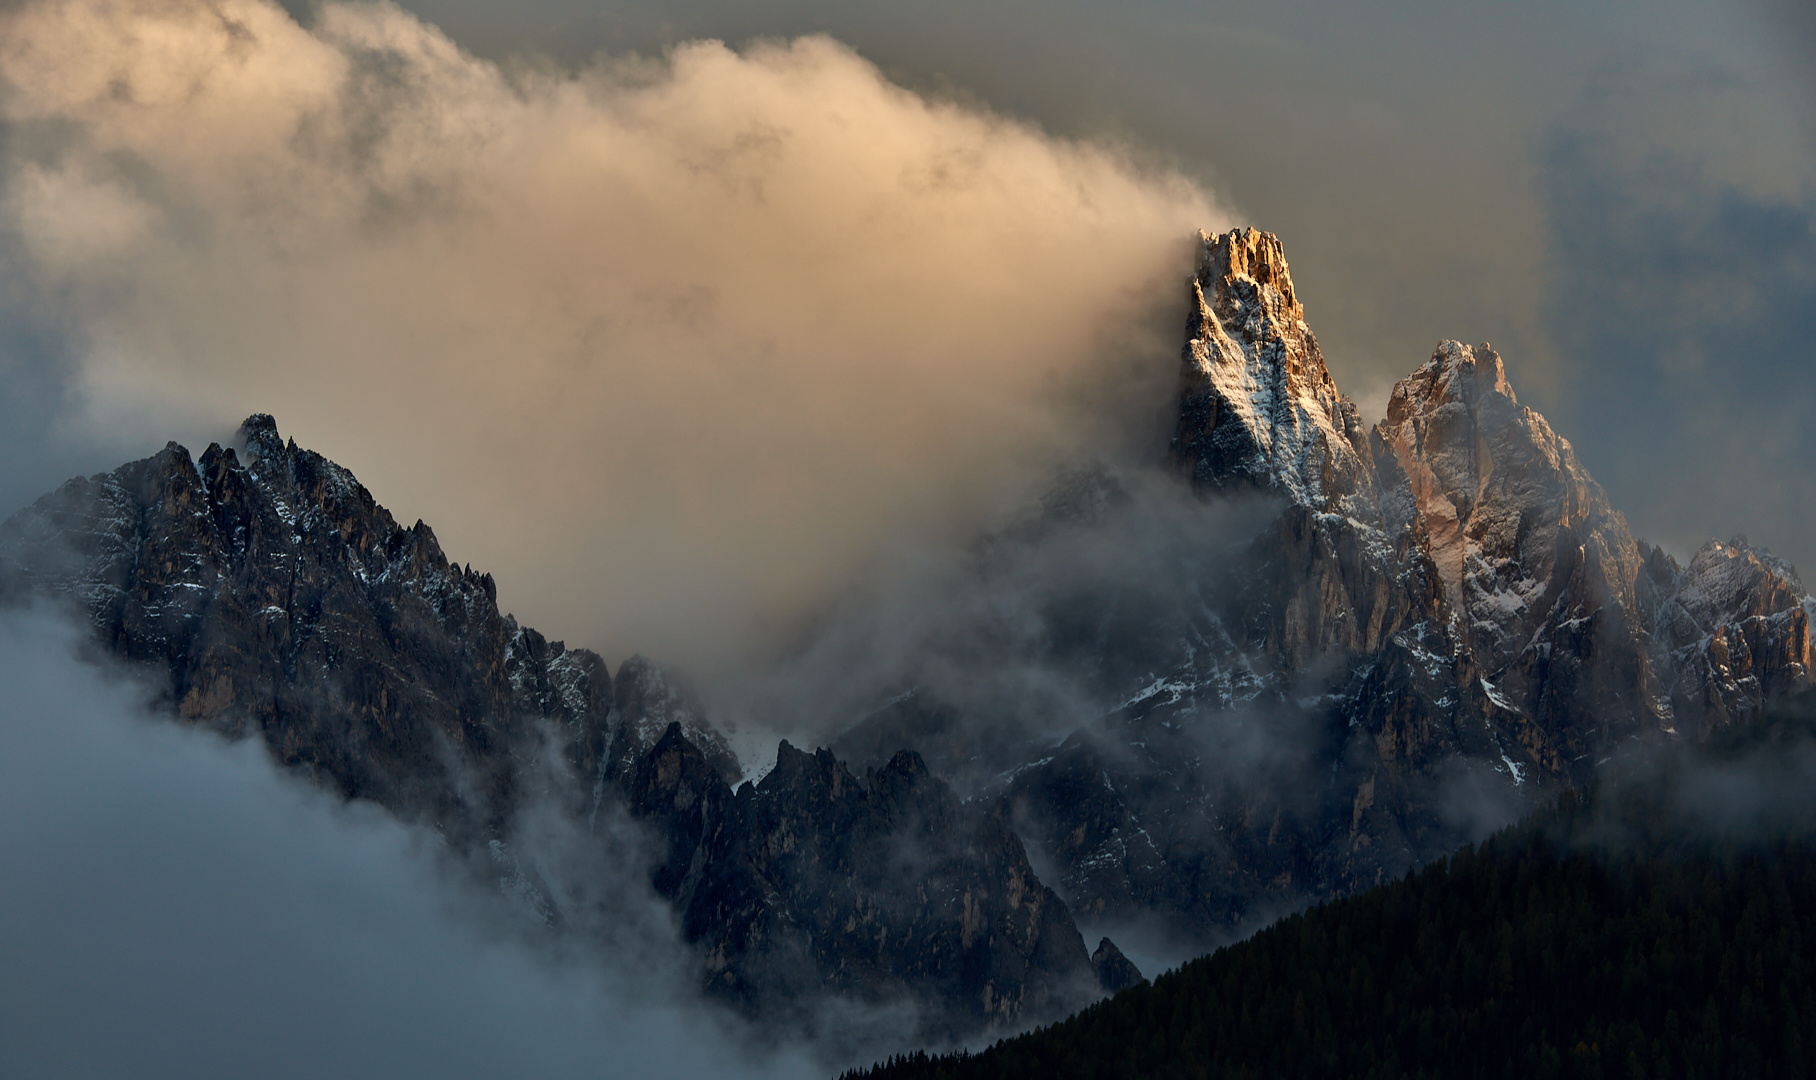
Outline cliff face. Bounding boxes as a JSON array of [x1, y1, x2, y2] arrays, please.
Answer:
[[1375, 341, 1665, 771], [622, 729, 1093, 1034], [1637, 537, 1813, 732], [984, 229, 1813, 945], [1173, 228, 1377, 519], [0, 416, 604, 841], [0, 414, 1097, 1041]]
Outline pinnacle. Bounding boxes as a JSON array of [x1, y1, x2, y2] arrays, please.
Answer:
[[1383, 342, 1517, 430], [1173, 226, 1372, 513], [1194, 227, 1303, 322]]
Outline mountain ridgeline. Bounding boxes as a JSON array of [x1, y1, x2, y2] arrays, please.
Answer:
[[1, 228, 1808, 1047], [0, 414, 1099, 1039], [870, 228, 1813, 949]]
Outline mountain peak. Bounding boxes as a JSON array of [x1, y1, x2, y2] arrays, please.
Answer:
[[1195, 227, 1304, 323], [237, 413, 283, 458], [1371, 338, 1665, 748], [1384, 341, 1517, 426], [1171, 228, 1375, 515]]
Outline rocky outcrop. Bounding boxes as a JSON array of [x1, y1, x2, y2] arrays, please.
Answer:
[[1090, 938, 1142, 994], [971, 230, 1812, 951], [623, 730, 1096, 1035], [0, 415, 612, 841], [0, 413, 1106, 1041], [1172, 227, 1376, 518], [609, 653, 741, 782], [1638, 537, 1813, 733], [1374, 341, 1667, 782]]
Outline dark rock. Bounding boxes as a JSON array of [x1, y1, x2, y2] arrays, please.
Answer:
[[1090, 937, 1142, 994], [609, 654, 740, 783], [1637, 537, 1812, 733], [623, 734, 1097, 1037], [0, 421, 618, 843], [0, 421, 1096, 1041]]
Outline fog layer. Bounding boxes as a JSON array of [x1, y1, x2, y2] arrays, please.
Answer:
[[0, 0, 1224, 672], [0, 607, 815, 1080]]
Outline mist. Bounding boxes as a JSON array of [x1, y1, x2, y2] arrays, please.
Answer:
[[0, 0, 1223, 678], [351, 0, 1816, 583], [1578, 693, 1816, 854], [0, 605, 821, 1079], [745, 463, 1269, 765]]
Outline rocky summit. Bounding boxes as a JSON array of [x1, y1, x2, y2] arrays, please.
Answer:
[[1, 226, 1808, 1041], [853, 227, 1814, 948]]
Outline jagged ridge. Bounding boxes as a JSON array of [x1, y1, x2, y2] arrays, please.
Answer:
[[0, 413, 1112, 1040], [2, 228, 1806, 1037], [939, 229, 1816, 949]]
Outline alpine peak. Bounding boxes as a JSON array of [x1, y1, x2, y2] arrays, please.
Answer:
[[1171, 228, 1375, 517], [1196, 226, 1304, 324]]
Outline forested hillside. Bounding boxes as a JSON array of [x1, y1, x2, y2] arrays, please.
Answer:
[[845, 699, 1816, 1080]]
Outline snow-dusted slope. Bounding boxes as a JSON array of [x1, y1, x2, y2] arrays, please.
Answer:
[[1375, 342, 1637, 635], [1173, 228, 1378, 519], [1639, 537, 1813, 731], [993, 229, 1813, 944], [1373, 340, 1667, 775]]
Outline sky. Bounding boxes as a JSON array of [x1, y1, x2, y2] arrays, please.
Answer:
[[1, 0, 1811, 673]]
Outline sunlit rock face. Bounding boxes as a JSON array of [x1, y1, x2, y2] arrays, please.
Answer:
[[988, 229, 1812, 949], [1173, 227, 1377, 518], [1374, 340, 1666, 783]]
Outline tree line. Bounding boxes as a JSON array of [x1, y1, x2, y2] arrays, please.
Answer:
[[842, 699, 1816, 1080]]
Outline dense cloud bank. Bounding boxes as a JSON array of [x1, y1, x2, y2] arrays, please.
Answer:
[[359, 0, 1816, 580], [0, 0, 1222, 674], [0, 608, 815, 1080]]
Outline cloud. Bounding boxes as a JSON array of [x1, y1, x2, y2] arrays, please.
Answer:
[[367, 0, 1816, 587], [0, 0, 1224, 678], [0, 606, 817, 1079], [751, 465, 1274, 756]]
